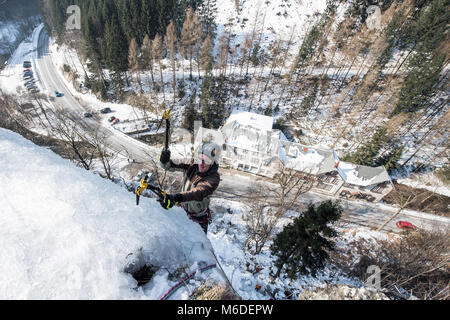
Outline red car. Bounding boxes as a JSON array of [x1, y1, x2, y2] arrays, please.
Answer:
[[396, 221, 417, 231]]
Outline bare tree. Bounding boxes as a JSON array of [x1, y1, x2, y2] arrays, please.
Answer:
[[50, 110, 94, 170], [165, 20, 178, 105], [142, 34, 156, 93], [377, 192, 414, 232], [128, 38, 142, 92], [181, 7, 201, 81], [152, 33, 166, 102], [89, 129, 120, 181], [244, 164, 314, 255], [200, 37, 213, 74]]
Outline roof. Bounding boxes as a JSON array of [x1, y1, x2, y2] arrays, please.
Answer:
[[278, 140, 340, 175], [222, 123, 284, 155], [224, 110, 274, 132], [194, 127, 225, 148], [337, 161, 392, 187]]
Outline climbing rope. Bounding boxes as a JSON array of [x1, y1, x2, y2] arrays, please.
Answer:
[[159, 264, 217, 300]]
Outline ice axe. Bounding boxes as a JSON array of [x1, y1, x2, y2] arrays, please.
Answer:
[[135, 172, 167, 206], [156, 109, 171, 152]]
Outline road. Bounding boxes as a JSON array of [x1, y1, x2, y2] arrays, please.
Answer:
[[33, 27, 450, 234], [36, 28, 159, 162]]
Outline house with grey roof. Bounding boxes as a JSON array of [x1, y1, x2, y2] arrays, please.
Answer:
[[215, 110, 394, 201], [336, 162, 394, 202], [278, 140, 344, 196]]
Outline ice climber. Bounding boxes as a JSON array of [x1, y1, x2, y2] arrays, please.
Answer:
[[159, 142, 221, 234]]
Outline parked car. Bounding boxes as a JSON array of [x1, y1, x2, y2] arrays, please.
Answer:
[[54, 90, 63, 97], [31, 88, 40, 94], [111, 118, 120, 125], [108, 116, 116, 123], [23, 69, 33, 72], [396, 221, 417, 231], [83, 112, 93, 118], [23, 75, 33, 80], [101, 107, 112, 114], [23, 61, 32, 68]]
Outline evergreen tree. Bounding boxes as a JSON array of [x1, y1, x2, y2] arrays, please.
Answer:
[[271, 201, 342, 279], [375, 145, 404, 174], [299, 81, 319, 115], [200, 73, 214, 128], [105, 14, 129, 87], [141, 0, 158, 40], [342, 126, 389, 166], [200, 36, 213, 74], [390, 0, 448, 116], [198, 0, 218, 40], [391, 52, 445, 116]]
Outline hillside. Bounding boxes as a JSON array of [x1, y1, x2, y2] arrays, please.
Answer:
[[0, 0, 40, 64], [36, 0, 449, 185]]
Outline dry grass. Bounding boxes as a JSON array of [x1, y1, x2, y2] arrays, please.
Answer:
[[331, 228, 450, 300], [383, 183, 450, 217]]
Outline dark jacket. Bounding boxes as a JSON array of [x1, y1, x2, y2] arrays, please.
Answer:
[[161, 160, 220, 216]]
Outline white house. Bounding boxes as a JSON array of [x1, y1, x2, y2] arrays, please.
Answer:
[[220, 111, 287, 177]]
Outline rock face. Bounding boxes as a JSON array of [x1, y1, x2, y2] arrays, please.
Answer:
[[298, 284, 389, 300]]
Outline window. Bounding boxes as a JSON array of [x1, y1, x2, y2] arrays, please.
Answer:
[[372, 185, 385, 194], [316, 182, 333, 191]]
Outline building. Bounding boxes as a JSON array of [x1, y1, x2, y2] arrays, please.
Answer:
[[220, 111, 286, 177], [336, 161, 394, 202], [203, 110, 395, 201], [278, 140, 344, 196]]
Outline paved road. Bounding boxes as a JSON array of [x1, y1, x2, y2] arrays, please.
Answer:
[[36, 28, 159, 162], [33, 27, 450, 235]]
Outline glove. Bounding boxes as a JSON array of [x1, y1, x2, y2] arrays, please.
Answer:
[[159, 193, 183, 210], [160, 150, 171, 165]]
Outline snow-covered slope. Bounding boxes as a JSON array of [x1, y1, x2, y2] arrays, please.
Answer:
[[216, 0, 329, 55], [0, 17, 40, 56], [0, 128, 220, 299]]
